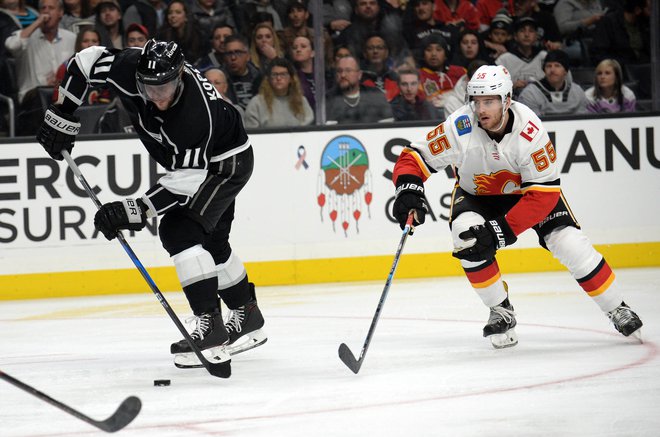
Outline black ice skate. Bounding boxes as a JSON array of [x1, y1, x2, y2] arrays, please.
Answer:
[[224, 299, 267, 356], [483, 297, 518, 349], [607, 302, 643, 342], [170, 310, 231, 369]]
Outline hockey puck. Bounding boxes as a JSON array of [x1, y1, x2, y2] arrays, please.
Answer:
[[154, 379, 171, 386]]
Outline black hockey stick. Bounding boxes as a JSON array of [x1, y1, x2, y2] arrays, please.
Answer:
[[0, 369, 141, 433], [62, 151, 230, 379], [338, 212, 415, 374]]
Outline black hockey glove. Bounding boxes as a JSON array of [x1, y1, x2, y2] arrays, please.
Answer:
[[37, 105, 81, 161], [393, 175, 429, 229], [452, 217, 517, 262], [94, 198, 148, 241]]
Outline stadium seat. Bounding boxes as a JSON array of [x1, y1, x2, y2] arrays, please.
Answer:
[[625, 63, 651, 99], [570, 67, 594, 87]]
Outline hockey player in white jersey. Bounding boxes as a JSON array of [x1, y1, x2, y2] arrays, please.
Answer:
[[392, 64, 643, 348]]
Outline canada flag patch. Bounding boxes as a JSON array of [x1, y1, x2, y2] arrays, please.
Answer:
[[520, 120, 540, 142]]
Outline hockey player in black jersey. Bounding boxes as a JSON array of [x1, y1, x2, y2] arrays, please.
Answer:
[[36, 40, 267, 369]]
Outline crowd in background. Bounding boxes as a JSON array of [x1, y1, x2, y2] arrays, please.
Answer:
[[0, 0, 653, 136]]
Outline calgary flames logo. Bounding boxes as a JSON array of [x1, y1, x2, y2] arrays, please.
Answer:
[[473, 170, 521, 195]]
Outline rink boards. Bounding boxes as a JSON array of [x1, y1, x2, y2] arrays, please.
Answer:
[[0, 114, 659, 298]]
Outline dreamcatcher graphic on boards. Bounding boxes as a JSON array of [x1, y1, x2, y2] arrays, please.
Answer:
[[317, 135, 373, 236]]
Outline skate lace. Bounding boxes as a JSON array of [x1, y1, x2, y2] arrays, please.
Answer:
[[185, 314, 212, 340], [608, 306, 632, 327], [226, 308, 245, 333], [489, 305, 515, 324]]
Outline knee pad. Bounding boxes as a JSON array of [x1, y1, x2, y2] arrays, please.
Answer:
[[171, 244, 217, 288], [216, 251, 247, 290], [451, 211, 489, 269], [544, 226, 602, 278]]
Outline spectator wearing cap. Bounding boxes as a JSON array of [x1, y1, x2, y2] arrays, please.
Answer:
[[360, 34, 398, 101], [518, 49, 588, 115], [125, 22, 148, 47], [390, 67, 439, 122], [194, 22, 234, 71], [417, 34, 466, 110], [326, 55, 393, 124], [475, 0, 514, 31], [482, 9, 512, 61], [513, 0, 562, 51], [495, 16, 546, 95], [403, 0, 460, 53], [156, 0, 207, 62], [432, 0, 480, 32], [278, 0, 333, 65], [122, 0, 167, 38], [190, 0, 236, 45], [95, 0, 124, 49]]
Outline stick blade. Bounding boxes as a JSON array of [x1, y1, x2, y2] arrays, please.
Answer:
[[338, 343, 362, 374], [97, 396, 141, 433], [208, 361, 232, 378]]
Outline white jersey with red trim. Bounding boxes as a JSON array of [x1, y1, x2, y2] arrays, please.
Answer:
[[405, 101, 560, 196]]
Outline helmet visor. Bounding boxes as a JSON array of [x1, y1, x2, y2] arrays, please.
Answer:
[[138, 77, 180, 103]]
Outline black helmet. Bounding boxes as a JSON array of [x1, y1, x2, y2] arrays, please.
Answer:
[[136, 39, 184, 86]]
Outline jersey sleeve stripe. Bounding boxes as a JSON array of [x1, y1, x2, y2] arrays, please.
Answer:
[[400, 148, 432, 179], [521, 185, 562, 194]]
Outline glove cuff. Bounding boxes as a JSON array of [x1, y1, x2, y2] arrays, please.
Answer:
[[487, 217, 517, 249], [395, 174, 424, 197], [44, 106, 81, 135], [121, 198, 147, 224]]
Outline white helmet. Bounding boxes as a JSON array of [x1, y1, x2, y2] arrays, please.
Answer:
[[466, 65, 513, 106]]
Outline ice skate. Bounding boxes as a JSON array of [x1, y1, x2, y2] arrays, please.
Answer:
[[483, 297, 518, 349], [170, 310, 231, 369], [224, 298, 267, 356], [607, 302, 643, 343]]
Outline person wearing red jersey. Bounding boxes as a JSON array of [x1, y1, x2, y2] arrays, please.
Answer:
[[392, 64, 643, 348]]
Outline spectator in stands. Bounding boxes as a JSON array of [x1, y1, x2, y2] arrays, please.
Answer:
[[513, 0, 562, 51], [122, 0, 166, 38], [279, 0, 333, 65], [249, 22, 283, 73], [204, 67, 243, 117], [125, 22, 148, 48], [5, 0, 75, 110], [452, 29, 487, 69], [60, 0, 94, 33], [244, 57, 313, 128], [518, 49, 588, 115], [476, 0, 514, 31], [326, 55, 393, 124], [590, 0, 650, 67], [1, 0, 38, 30], [237, 0, 283, 36], [322, 0, 352, 42], [438, 58, 487, 116], [290, 35, 316, 111], [496, 16, 546, 96], [360, 33, 398, 101], [390, 67, 438, 122], [325, 43, 353, 90], [337, 0, 405, 61], [95, 0, 123, 49], [417, 34, 465, 112], [482, 9, 512, 61], [190, 0, 236, 44], [553, 0, 604, 61], [403, 0, 460, 53], [432, 0, 480, 32], [0, 1, 21, 65], [223, 34, 262, 110], [157, 0, 206, 62], [585, 59, 636, 113], [194, 22, 233, 71]]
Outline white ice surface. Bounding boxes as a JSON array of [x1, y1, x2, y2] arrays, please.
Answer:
[[1, 268, 659, 437]]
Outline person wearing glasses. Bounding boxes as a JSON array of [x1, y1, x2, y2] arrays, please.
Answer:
[[244, 57, 313, 128], [222, 34, 263, 110]]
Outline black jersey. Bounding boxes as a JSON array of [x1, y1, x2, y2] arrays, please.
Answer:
[[58, 46, 251, 216]]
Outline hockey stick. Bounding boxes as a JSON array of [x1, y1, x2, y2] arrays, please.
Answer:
[[338, 212, 415, 374], [0, 369, 141, 433], [62, 151, 230, 379]]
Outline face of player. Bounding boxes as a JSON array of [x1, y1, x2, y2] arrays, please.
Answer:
[[471, 95, 507, 132], [596, 65, 616, 90], [460, 34, 479, 59], [212, 26, 233, 53], [543, 61, 567, 89], [291, 36, 313, 63], [364, 36, 388, 64], [167, 1, 187, 29], [414, 0, 434, 22], [514, 24, 537, 48], [398, 73, 419, 104], [424, 44, 446, 69], [142, 77, 179, 111], [79, 30, 100, 49], [127, 30, 147, 48], [269, 66, 291, 96], [288, 6, 308, 28]]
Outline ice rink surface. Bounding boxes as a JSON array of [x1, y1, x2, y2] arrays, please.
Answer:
[[1, 268, 659, 437]]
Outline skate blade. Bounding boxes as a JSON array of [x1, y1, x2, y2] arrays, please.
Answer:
[[173, 345, 230, 369], [630, 328, 643, 344], [227, 329, 268, 356], [489, 328, 518, 349]]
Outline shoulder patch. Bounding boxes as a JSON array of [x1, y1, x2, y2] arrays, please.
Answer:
[[455, 115, 472, 136], [520, 120, 540, 142]]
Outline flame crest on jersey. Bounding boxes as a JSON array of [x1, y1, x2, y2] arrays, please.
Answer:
[[473, 170, 522, 195]]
